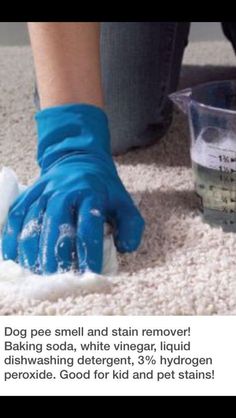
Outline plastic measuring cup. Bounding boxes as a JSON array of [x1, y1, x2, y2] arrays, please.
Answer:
[[169, 80, 236, 232]]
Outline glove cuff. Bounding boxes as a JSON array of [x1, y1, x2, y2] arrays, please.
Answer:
[[35, 103, 111, 172]]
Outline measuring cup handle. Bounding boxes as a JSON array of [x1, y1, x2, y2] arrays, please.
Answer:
[[169, 88, 192, 114]]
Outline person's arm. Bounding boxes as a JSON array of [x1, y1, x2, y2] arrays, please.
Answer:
[[2, 22, 145, 275], [28, 22, 104, 109]]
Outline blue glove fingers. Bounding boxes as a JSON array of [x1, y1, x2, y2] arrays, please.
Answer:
[[77, 196, 105, 274], [2, 182, 47, 262], [39, 196, 76, 274], [18, 198, 46, 273], [2, 192, 35, 262], [2, 210, 24, 262], [55, 211, 77, 273], [114, 203, 145, 253]]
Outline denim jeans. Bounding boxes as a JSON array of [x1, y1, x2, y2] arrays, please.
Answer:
[[101, 22, 190, 154], [34, 22, 236, 155]]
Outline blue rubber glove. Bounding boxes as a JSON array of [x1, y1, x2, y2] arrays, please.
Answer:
[[2, 104, 145, 274]]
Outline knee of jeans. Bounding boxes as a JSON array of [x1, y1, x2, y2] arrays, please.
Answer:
[[109, 101, 173, 155]]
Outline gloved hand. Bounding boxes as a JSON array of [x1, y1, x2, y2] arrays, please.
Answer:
[[2, 104, 145, 274]]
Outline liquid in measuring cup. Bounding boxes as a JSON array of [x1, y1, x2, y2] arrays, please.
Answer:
[[192, 128, 236, 231]]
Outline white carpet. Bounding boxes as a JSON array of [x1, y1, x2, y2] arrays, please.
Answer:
[[0, 41, 236, 315]]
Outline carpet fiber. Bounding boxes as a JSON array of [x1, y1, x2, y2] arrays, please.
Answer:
[[0, 41, 236, 315]]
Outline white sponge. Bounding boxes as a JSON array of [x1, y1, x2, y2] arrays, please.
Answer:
[[0, 167, 20, 229]]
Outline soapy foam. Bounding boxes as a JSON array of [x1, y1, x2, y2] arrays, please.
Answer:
[[0, 167, 118, 302]]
